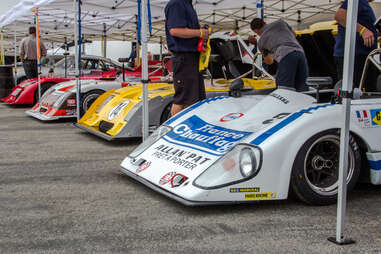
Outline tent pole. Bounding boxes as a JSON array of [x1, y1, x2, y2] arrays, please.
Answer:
[[14, 31, 17, 85], [35, 8, 41, 101], [255, 0, 263, 72], [141, 0, 149, 140], [82, 34, 85, 55], [135, 15, 140, 66], [74, 0, 80, 121], [64, 37, 68, 78], [159, 36, 163, 61], [1, 29, 4, 65], [103, 23, 107, 58], [327, 0, 358, 246]]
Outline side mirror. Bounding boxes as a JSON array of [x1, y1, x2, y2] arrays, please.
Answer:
[[229, 78, 244, 97]]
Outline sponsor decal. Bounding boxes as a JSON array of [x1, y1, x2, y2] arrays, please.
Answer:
[[171, 173, 188, 188], [230, 187, 260, 193], [67, 98, 76, 106], [262, 113, 290, 125], [269, 93, 289, 104], [152, 144, 211, 170], [11, 88, 22, 96], [66, 109, 76, 115], [220, 113, 244, 122], [370, 109, 381, 126], [244, 192, 276, 200], [159, 172, 188, 187], [356, 110, 378, 128], [136, 161, 151, 174], [108, 101, 130, 120], [159, 172, 176, 185], [165, 115, 252, 154]]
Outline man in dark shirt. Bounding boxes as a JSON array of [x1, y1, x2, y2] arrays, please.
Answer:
[[165, 0, 210, 116], [334, 0, 377, 89], [251, 18, 308, 92]]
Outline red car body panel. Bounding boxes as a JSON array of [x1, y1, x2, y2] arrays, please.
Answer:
[[1, 71, 116, 105]]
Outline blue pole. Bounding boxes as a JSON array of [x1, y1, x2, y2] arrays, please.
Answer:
[[77, 0, 82, 118]]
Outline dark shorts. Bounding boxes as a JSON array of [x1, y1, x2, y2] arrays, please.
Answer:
[[23, 60, 38, 79], [171, 52, 206, 106], [276, 50, 309, 92]]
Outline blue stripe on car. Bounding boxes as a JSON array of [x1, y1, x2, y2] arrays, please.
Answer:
[[250, 104, 334, 146], [369, 160, 381, 170], [165, 96, 229, 125]]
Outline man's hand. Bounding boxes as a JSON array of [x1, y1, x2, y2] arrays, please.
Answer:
[[263, 54, 274, 65], [200, 28, 210, 40], [362, 28, 375, 47]]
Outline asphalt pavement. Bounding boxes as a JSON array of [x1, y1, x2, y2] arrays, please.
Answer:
[[0, 103, 380, 254]]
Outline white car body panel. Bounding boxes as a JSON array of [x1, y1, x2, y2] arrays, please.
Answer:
[[120, 88, 381, 205]]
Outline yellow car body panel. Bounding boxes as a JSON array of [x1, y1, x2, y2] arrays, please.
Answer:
[[77, 78, 275, 140]]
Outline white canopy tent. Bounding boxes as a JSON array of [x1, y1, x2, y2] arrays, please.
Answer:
[[0, 0, 374, 245]]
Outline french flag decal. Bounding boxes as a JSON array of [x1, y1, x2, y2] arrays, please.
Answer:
[[356, 110, 371, 128]]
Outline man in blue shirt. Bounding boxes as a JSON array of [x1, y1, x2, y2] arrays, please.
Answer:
[[334, 0, 377, 89], [165, 0, 210, 116]]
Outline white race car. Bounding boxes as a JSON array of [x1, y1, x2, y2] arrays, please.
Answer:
[[120, 49, 381, 206]]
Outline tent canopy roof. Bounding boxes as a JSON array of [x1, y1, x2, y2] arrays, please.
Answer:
[[1, 0, 380, 51]]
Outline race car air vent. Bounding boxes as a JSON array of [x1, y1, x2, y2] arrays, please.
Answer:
[[99, 120, 114, 133]]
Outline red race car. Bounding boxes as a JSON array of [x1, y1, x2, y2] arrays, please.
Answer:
[[2, 73, 115, 105]]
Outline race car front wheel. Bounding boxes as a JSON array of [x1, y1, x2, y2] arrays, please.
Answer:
[[290, 130, 361, 206], [81, 90, 104, 114]]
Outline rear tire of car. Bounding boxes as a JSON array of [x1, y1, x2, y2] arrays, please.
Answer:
[[290, 129, 361, 206], [81, 90, 104, 114], [160, 103, 172, 124], [33, 82, 57, 104]]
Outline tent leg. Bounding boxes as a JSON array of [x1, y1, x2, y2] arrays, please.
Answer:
[[327, 0, 358, 246], [14, 31, 17, 85], [74, 0, 81, 121], [103, 23, 107, 58], [141, 0, 149, 140]]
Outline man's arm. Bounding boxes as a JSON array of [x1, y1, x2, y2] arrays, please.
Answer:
[[170, 27, 209, 40], [335, 7, 375, 47], [263, 54, 274, 65]]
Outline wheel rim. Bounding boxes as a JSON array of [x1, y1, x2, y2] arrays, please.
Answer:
[[303, 134, 355, 196], [83, 94, 100, 112]]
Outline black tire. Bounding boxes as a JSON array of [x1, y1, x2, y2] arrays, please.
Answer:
[[160, 103, 172, 124], [81, 90, 104, 114], [33, 82, 57, 104], [290, 129, 361, 205]]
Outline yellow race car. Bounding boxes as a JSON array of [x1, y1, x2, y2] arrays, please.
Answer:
[[75, 77, 275, 140]]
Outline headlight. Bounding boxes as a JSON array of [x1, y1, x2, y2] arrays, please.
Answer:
[[107, 100, 130, 120], [129, 125, 172, 158], [240, 147, 256, 177], [193, 144, 262, 189]]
